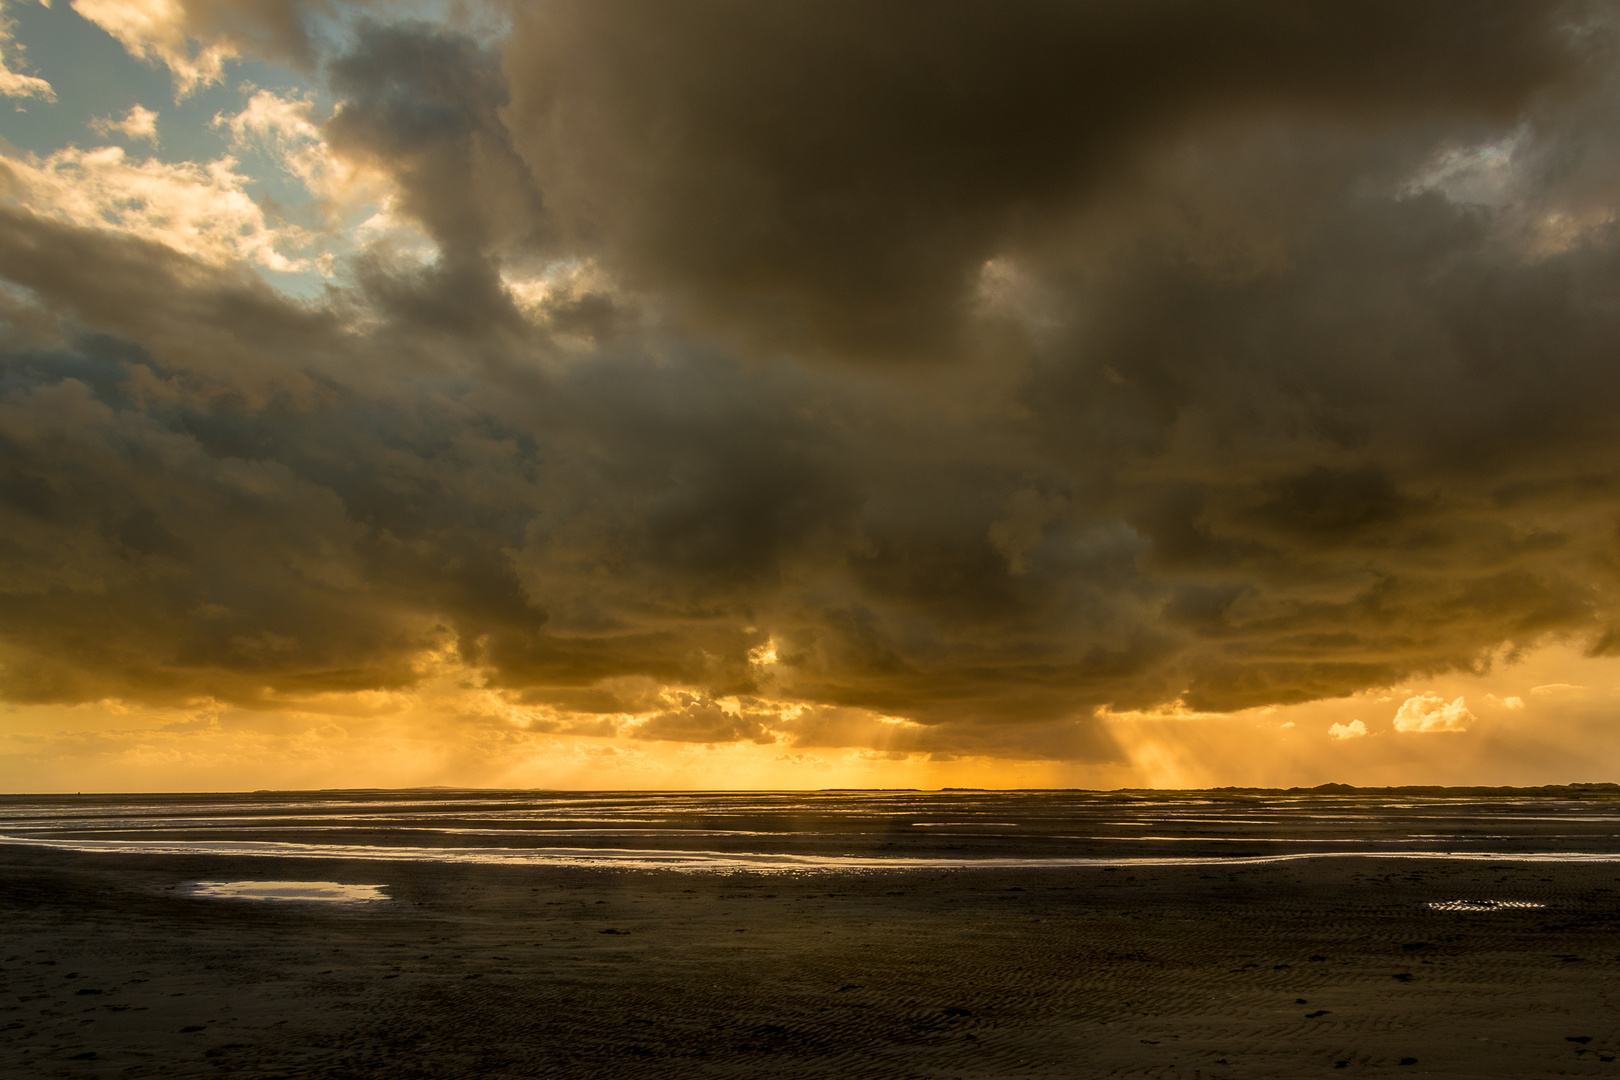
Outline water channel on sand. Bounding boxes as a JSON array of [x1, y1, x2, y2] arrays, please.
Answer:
[[6, 786, 1620, 867]]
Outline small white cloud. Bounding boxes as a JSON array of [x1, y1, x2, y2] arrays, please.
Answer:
[[1486, 693, 1525, 710], [91, 104, 159, 142], [1329, 719, 1367, 740], [1393, 694, 1475, 734], [215, 88, 321, 147], [1531, 683, 1586, 694]]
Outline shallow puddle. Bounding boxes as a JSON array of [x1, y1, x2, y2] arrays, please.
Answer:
[[1427, 899, 1546, 912], [184, 880, 388, 903]]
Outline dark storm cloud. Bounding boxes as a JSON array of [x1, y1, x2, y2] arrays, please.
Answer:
[[4, 2, 1620, 757], [323, 21, 547, 338], [326, 22, 545, 259], [503, 0, 1596, 360], [1024, 179, 1620, 708]]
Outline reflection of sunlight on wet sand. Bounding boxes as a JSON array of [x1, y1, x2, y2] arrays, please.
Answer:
[[1427, 899, 1546, 912], [9, 834, 1620, 873], [185, 881, 388, 903]]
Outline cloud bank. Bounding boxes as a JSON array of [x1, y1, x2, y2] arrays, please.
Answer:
[[5, 0, 1620, 769]]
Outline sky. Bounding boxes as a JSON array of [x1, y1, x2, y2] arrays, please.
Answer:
[[4, 1, 1620, 791]]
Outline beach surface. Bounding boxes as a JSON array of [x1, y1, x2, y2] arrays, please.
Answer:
[[3, 789, 1620, 1078]]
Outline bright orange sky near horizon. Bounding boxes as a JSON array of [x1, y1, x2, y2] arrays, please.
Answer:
[[5, 641, 1620, 793], [5, 1, 1620, 792]]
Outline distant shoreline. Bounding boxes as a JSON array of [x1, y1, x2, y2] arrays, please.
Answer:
[[1, 782, 1618, 800]]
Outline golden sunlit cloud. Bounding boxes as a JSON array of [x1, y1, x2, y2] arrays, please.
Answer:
[[0, 2, 52, 101], [1392, 695, 1476, 735], [1, 143, 309, 268], [71, 0, 234, 96]]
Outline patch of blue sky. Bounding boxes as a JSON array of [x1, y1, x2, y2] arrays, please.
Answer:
[[11, 5, 317, 161], [7, 2, 296, 159], [251, 261, 332, 304], [0, 1, 361, 302], [3, 3, 154, 148]]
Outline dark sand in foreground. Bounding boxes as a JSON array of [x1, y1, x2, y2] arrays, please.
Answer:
[[3, 846, 1619, 1078]]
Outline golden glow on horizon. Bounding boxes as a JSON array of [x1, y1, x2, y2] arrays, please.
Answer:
[[5, 643, 1620, 793]]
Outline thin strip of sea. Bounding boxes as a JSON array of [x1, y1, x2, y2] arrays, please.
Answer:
[[2, 789, 1619, 872]]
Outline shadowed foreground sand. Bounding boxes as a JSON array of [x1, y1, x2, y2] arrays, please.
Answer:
[[2, 847, 1618, 1078]]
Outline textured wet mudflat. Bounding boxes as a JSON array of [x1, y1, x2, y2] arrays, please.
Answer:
[[3, 789, 1620, 1077]]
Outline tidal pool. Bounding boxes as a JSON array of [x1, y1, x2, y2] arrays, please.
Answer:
[[185, 880, 388, 903]]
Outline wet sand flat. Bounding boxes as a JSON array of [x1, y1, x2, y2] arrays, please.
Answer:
[[4, 842, 1620, 1078]]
